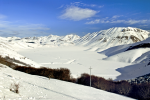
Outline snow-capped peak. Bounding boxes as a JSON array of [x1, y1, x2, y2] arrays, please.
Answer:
[[74, 27, 150, 52]]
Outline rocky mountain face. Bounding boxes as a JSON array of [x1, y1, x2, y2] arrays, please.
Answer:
[[127, 73, 150, 84], [74, 27, 150, 52]]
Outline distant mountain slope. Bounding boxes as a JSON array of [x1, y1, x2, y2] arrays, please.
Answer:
[[0, 34, 81, 68], [6, 27, 149, 51], [100, 37, 150, 63], [0, 37, 41, 68], [74, 27, 150, 52], [7, 34, 80, 47], [98, 37, 150, 80]]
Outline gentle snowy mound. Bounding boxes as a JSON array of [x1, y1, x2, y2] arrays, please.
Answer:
[[74, 27, 150, 52]]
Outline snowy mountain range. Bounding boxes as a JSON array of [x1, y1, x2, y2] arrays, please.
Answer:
[[0, 27, 150, 68], [75, 27, 150, 52], [0, 27, 150, 69], [7, 34, 80, 47]]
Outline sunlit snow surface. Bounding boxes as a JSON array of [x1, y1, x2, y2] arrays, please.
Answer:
[[0, 65, 135, 100], [18, 46, 130, 80], [0, 27, 150, 99]]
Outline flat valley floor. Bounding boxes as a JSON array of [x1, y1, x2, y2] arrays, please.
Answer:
[[18, 46, 131, 80]]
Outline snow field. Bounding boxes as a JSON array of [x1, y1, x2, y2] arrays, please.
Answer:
[[18, 46, 130, 80]]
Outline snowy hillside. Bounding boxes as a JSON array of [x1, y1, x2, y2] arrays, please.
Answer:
[[75, 27, 150, 52], [98, 37, 150, 80], [0, 64, 134, 100], [0, 38, 41, 68], [100, 37, 150, 63]]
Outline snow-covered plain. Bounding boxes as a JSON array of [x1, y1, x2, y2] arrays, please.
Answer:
[[0, 64, 135, 100], [18, 46, 130, 80]]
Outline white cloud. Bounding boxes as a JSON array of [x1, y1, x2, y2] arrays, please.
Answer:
[[85, 17, 109, 24], [0, 14, 7, 19], [86, 16, 150, 25], [60, 6, 98, 21], [18, 24, 50, 30], [132, 12, 141, 15], [111, 19, 150, 24], [0, 14, 50, 37], [0, 20, 11, 27], [90, 4, 96, 7], [85, 19, 110, 24], [85, 19, 100, 24], [112, 15, 122, 19], [110, 20, 125, 23], [0, 25, 50, 37], [70, 2, 103, 8], [58, 5, 64, 9], [98, 5, 104, 8], [0, 20, 50, 37]]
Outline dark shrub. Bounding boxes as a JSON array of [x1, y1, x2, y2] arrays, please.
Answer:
[[14, 66, 71, 81], [77, 73, 90, 86], [115, 81, 132, 96], [137, 83, 150, 100], [0, 56, 17, 68], [130, 83, 150, 100]]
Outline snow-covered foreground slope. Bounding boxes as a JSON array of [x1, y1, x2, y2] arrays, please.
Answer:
[[18, 46, 131, 80], [75, 27, 149, 52], [0, 64, 135, 100]]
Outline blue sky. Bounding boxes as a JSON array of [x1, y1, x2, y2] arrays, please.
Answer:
[[0, 0, 150, 37]]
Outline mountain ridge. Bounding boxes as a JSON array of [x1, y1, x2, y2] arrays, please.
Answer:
[[74, 27, 150, 52]]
